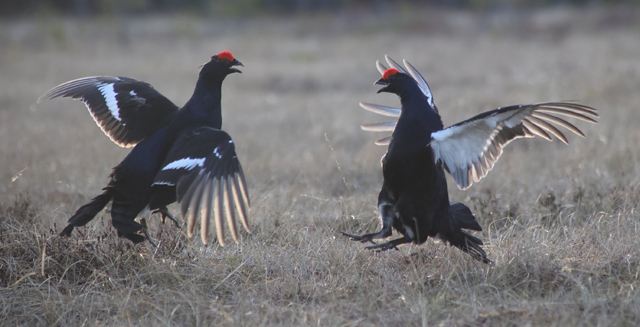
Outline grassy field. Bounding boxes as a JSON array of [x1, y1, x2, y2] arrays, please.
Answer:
[[1, 8, 640, 326]]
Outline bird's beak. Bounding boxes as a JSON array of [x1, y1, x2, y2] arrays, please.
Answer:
[[230, 60, 244, 74], [374, 78, 389, 93]]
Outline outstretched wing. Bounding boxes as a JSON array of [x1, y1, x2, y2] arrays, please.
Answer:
[[362, 55, 437, 146], [152, 126, 250, 245], [430, 102, 598, 190], [39, 76, 179, 147]]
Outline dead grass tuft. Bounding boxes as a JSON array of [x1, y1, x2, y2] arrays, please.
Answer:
[[2, 9, 640, 326]]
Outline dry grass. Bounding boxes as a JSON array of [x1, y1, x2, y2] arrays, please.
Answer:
[[1, 8, 640, 326]]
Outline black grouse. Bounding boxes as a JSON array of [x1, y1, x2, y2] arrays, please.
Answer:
[[38, 50, 250, 246], [343, 56, 598, 263]]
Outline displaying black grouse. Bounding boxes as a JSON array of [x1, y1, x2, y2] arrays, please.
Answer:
[[38, 51, 250, 246], [343, 56, 598, 263]]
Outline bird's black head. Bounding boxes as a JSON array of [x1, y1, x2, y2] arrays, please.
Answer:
[[374, 68, 415, 95], [199, 50, 244, 80]]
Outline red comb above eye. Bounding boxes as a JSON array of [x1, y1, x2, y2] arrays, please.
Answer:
[[217, 50, 234, 62], [382, 68, 400, 80]]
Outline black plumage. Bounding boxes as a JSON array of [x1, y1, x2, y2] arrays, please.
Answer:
[[38, 50, 250, 246], [149, 126, 250, 245], [343, 57, 598, 264]]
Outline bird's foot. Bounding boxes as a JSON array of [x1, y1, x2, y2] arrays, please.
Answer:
[[364, 235, 413, 252], [153, 207, 180, 228], [365, 241, 399, 252], [341, 232, 377, 245], [140, 218, 158, 248]]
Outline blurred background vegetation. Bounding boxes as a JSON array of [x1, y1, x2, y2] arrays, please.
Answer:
[[1, 0, 639, 18]]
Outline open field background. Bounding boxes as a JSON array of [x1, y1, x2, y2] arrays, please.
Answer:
[[1, 7, 640, 326]]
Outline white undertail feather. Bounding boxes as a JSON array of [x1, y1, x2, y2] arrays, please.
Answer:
[[363, 58, 598, 190], [364, 56, 436, 146], [384, 55, 404, 71], [375, 136, 392, 146], [359, 102, 401, 118], [381, 56, 435, 106], [402, 59, 435, 109], [361, 121, 397, 132], [376, 60, 387, 75]]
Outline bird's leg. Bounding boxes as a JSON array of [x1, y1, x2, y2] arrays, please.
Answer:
[[365, 235, 413, 252], [153, 207, 180, 228], [342, 201, 395, 244], [140, 218, 158, 248]]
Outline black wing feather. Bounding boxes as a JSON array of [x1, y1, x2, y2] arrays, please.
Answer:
[[39, 76, 179, 147], [151, 126, 250, 245], [431, 102, 598, 190]]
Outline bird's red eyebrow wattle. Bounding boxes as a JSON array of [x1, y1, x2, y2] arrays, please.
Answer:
[[217, 50, 234, 62], [382, 68, 400, 80]]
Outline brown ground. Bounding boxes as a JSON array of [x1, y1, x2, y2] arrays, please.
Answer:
[[1, 8, 639, 326]]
